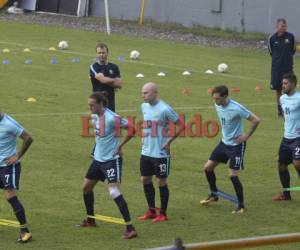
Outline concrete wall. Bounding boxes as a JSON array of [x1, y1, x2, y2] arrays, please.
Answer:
[[89, 0, 300, 37]]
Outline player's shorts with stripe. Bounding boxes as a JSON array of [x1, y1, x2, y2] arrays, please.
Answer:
[[0, 163, 21, 190], [140, 155, 170, 178], [278, 137, 300, 165], [85, 158, 122, 183], [209, 141, 246, 170]]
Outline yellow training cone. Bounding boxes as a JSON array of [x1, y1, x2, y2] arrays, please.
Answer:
[[26, 97, 37, 103], [49, 47, 56, 51], [23, 48, 31, 52], [2, 48, 10, 53]]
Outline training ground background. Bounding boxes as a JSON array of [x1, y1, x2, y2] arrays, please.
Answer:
[[1, 21, 300, 250]]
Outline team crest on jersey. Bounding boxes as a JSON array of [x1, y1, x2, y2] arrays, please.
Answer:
[[109, 69, 114, 75], [285, 38, 290, 44]]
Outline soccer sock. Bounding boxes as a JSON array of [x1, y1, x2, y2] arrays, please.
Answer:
[[143, 182, 156, 211], [83, 192, 95, 222], [205, 170, 218, 193], [230, 176, 244, 208], [113, 195, 134, 231], [159, 185, 169, 215], [279, 169, 290, 197], [8, 196, 29, 233]]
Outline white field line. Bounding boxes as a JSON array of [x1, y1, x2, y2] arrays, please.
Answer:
[[0, 41, 268, 82], [10, 102, 275, 117]]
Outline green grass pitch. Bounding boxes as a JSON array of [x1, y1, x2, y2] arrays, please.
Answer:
[[1, 21, 300, 250]]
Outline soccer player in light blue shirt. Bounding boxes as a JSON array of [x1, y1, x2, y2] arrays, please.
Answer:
[[0, 111, 33, 242], [273, 73, 300, 201], [200, 85, 260, 214], [80, 92, 137, 239], [215, 99, 252, 146], [138, 82, 185, 222]]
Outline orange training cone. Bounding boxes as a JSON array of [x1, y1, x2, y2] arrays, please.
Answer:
[[182, 88, 190, 95], [255, 85, 264, 91], [232, 87, 240, 93]]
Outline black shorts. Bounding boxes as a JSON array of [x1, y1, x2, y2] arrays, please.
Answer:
[[270, 69, 290, 91], [209, 141, 246, 170], [85, 158, 122, 183], [140, 155, 170, 178], [0, 163, 21, 190], [278, 137, 300, 165]]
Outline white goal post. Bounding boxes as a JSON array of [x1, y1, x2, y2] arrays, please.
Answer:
[[104, 0, 111, 35]]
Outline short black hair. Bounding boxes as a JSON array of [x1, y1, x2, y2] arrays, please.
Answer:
[[212, 85, 229, 97], [89, 91, 109, 107], [95, 43, 109, 53], [277, 18, 287, 24], [283, 72, 297, 85]]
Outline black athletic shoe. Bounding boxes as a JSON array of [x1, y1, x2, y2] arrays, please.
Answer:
[[200, 194, 219, 205]]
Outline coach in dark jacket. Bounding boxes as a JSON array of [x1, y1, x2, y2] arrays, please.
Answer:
[[268, 18, 296, 116]]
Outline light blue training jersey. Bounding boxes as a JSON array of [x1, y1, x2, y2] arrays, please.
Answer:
[[215, 99, 251, 146], [92, 108, 128, 162], [141, 100, 179, 158], [280, 91, 300, 139], [0, 114, 24, 167]]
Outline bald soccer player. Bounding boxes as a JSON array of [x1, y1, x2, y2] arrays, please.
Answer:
[[138, 82, 185, 222]]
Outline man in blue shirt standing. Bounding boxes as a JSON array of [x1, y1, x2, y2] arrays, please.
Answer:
[[138, 82, 185, 222], [0, 111, 33, 242], [200, 85, 260, 213], [268, 19, 296, 116], [273, 73, 300, 201], [79, 92, 137, 239]]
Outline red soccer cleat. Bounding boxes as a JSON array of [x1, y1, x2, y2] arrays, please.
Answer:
[[272, 193, 291, 201], [152, 214, 168, 223], [138, 209, 158, 221]]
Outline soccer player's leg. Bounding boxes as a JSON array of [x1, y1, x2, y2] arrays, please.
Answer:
[[270, 70, 283, 116], [292, 138, 300, 178], [80, 160, 103, 227], [228, 142, 246, 213], [2, 163, 32, 243], [200, 142, 226, 205], [273, 139, 292, 201], [104, 158, 137, 239], [138, 156, 157, 220], [152, 157, 170, 222], [228, 170, 245, 214]]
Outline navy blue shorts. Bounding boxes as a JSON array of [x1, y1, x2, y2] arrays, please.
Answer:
[[85, 158, 122, 183], [140, 155, 170, 178], [0, 163, 21, 190], [209, 141, 246, 170], [270, 69, 285, 90], [278, 137, 300, 165]]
